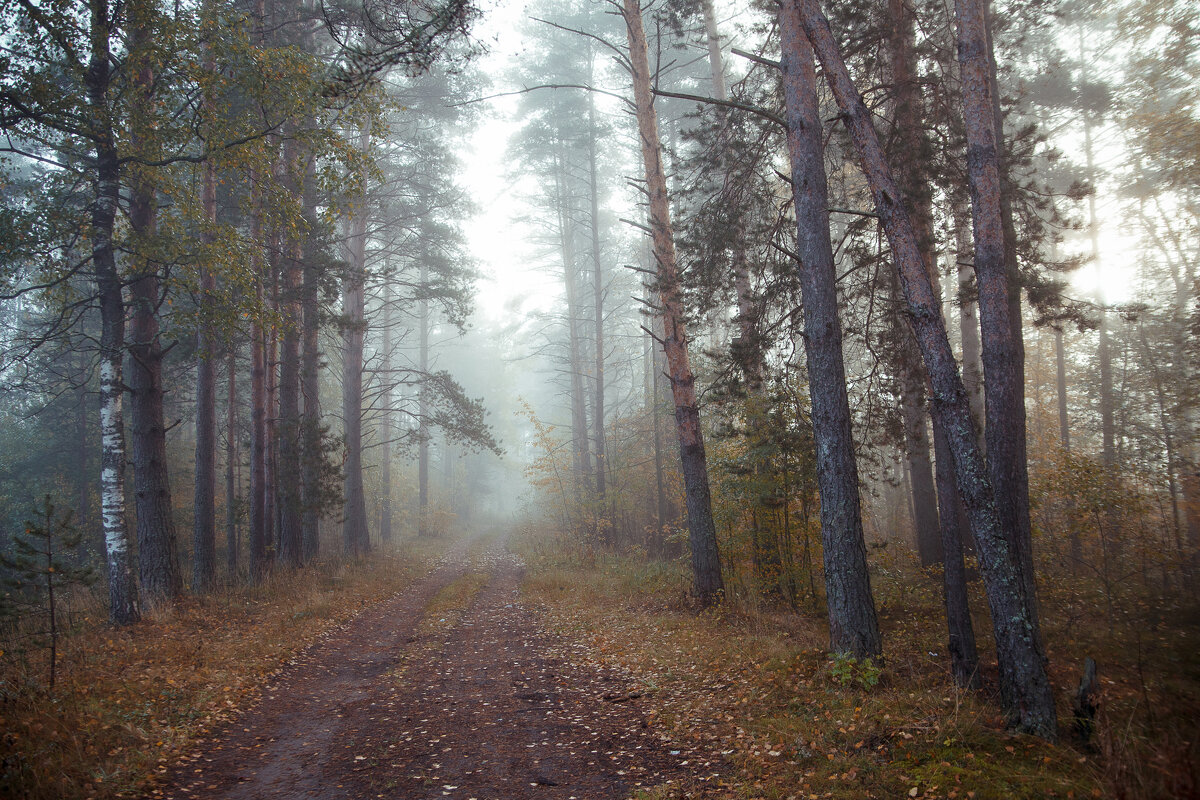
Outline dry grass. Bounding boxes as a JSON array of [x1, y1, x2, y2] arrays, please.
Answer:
[[0, 539, 448, 800], [517, 533, 1197, 800]]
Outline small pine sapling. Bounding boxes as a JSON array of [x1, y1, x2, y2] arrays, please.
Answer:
[[0, 496, 97, 689]]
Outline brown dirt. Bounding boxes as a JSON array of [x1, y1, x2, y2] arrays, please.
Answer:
[[153, 542, 709, 800]]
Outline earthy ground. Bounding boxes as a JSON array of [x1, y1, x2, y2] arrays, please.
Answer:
[[152, 542, 706, 800]]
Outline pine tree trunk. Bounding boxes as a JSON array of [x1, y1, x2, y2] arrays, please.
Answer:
[[299, 167, 321, 562], [276, 234, 303, 567], [587, 96, 608, 537], [379, 280, 393, 543], [193, 114, 218, 593], [979, 0, 1040, 617], [954, 202, 986, 444], [249, 262, 269, 579], [556, 149, 592, 516], [226, 348, 239, 578], [779, 3, 881, 657], [792, 0, 1056, 738], [887, 0, 943, 567], [1055, 328, 1070, 450], [342, 135, 370, 555], [623, 0, 723, 604], [87, 0, 139, 623], [417, 259, 431, 539], [128, 7, 182, 604]]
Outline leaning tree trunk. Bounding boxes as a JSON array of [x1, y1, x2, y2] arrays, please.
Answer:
[[791, 0, 1056, 739], [623, 0, 723, 604], [86, 0, 139, 623], [778, 3, 881, 658], [128, 3, 182, 604]]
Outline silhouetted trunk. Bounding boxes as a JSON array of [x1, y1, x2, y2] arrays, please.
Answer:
[[954, 202, 986, 444], [193, 83, 218, 592], [342, 125, 370, 555], [555, 148, 592, 511], [299, 166, 321, 562], [587, 95, 608, 530], [87, 0, 139, 623], [623, 0, 723, 604], [1055, 328, 1070, 450], [979, 0, 1038, 614], [887, 0, 942, 567], [128, 8, 182, 604], [226, 348, 239, 577], [249, 259, 269, 578], [779, 3, 880, 657], [792, 0, 1056, 738], [417, 259, 431, 539], [379, 281, 393, 543], [276, 186, 303, 567]]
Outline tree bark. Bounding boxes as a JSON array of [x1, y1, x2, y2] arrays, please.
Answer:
[[276, 182, 303, 568], [954, 201, 986, 445], [587, 92, 608, 536], [379, 279, 393, 543], [417, 258, 431, 539], [779, 3, 881, 658], [623, 0, 723, 604], [87, 0, 139, 624], [193, 64, 219, 591], [962, 0, 1040, 623], [342, 125, 370, 555], [299, 162, 321, 562], [792, 0, 1056, 738], [128, 2, 182, 604], [886, 0, 943, 567], [226, 347, 239, 578]]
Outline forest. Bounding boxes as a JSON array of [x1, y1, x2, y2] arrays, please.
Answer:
[[0, 0, 1196, 797]]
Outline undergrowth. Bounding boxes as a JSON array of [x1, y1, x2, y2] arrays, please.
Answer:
[[0, 539, 447, 800], [516, 528, 1198, 800]]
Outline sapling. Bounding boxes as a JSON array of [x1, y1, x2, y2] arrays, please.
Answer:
[[1, 496, 96, 689]]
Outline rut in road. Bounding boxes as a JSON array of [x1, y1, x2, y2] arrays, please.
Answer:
[[157, 542, 705, 800]]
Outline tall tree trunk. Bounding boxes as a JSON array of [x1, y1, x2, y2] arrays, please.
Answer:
[[342, 126, 370, 555], [1055, 328, 1070, 450], [276, 197, 303, 567], [623, 0, 723, 604], [587, 94, 608, 537], [886, 0, 942, 567], [299, 163, 321, 562], [249, 248, 269, 578], [555, 147, 592, 516], [417, 259, 431, 539], [193, 65, 219, 591], [226, 347, 239, 578], [128, 4, 182, 604], [779, 3, 881, 658], [977, 0, 1038, 617], [791, 0, 1056, 739], [378, 279, 393, 543], [954, 201, 986, 444], [87, 0, 139, 623]]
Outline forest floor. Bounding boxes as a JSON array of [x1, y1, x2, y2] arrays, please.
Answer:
[[151, 535, 703, 800]]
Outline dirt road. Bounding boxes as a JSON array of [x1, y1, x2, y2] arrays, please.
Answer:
[[156, 543, 701, 800]]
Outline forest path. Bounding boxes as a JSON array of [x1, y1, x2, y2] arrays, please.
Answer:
[[156, 537, 694, 800]]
